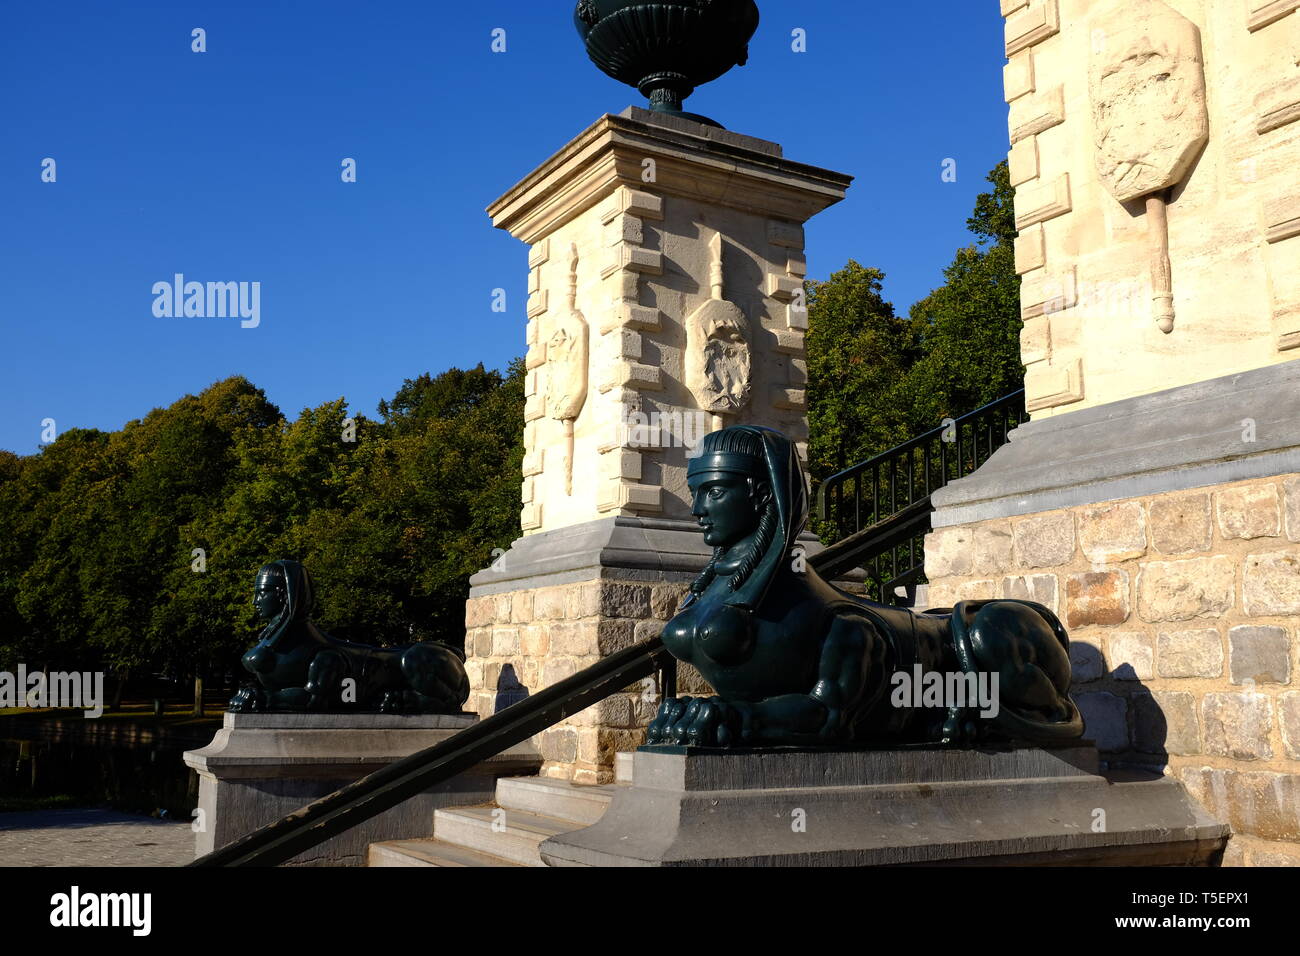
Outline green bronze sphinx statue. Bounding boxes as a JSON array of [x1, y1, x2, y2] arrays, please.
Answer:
[[647, 425, 1084, 748], [228, 559, 469, 714]]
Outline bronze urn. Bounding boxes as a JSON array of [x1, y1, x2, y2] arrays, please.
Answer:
[[574, 0, 760, 128]]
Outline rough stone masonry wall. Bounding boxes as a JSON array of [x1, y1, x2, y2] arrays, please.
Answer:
[[925, 473, 1300, 865], [463, 575, 709, 784]]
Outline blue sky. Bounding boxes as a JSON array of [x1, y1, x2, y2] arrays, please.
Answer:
[[0, 1, 1011, 455]]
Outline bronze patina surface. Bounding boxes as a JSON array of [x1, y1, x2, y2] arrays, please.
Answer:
[[574, 0, 760, 127], [649, 426, 1085, 747], [228, 560, 469, 715]]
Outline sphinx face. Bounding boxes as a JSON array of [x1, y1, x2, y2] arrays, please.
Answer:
[[253, 571, 286, 621], [689, 472, 764, 549]]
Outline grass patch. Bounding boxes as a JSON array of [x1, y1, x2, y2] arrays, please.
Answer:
[[0, 794, 88, 813]]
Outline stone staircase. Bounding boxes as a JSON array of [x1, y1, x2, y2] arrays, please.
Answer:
[[367, 753, 632, 867]]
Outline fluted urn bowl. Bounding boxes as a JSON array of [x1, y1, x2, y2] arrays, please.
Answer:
[[574, 0, 760, 128]]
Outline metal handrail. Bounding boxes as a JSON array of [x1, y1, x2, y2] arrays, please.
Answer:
[[814, 389, 1026, 602]]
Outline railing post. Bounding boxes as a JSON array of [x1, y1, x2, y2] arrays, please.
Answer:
[[659, 656, 677, 701]]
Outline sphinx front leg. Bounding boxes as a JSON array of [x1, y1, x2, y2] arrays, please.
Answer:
[[303, 650, 347, 710], [646, 697, 694, 744], [744, 613, 884, 745], [227, 684, 265, 713]]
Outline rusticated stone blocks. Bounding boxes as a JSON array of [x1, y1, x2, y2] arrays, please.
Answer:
[[1243, 548, 1300, 615], [1229, 625, 1291, 685], [1148, 493, 1212, 554], [1137, 557, 1234, 622], [1217, 484, 1281, 540], [1011, 511, 1075, 567], [926, 472, 1300, 862], [1156, 628, 1223, 678], [464, 576, 692, 784], [1066, 570, 1129, 627]]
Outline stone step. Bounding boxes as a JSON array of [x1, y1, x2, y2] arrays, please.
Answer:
[[495, 776, 618, 826], [368, 838, 522, 868], [431, 805, 579, 866]]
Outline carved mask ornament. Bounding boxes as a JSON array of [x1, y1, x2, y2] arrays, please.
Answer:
[[686, 230, 751, 421]]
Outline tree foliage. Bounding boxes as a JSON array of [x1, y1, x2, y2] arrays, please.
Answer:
[[0, 364, 524, 685], [806, 161, 1024, 488]]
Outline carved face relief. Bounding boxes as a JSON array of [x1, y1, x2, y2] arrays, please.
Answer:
[[687, 298, 752, 413], [1088, 0, 1208, 202]]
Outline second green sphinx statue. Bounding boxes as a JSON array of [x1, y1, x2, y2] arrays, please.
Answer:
[[647, 425, 1084, 748], [228, 559, 470, 715]]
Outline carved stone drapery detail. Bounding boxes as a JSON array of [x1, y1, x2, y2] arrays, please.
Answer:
[[547, 243, 589, 494]]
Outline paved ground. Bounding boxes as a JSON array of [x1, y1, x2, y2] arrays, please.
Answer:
[[0, 809, 193, 866]]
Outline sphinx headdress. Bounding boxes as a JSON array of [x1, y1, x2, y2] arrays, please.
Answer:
[[686, 425, 809, 610]]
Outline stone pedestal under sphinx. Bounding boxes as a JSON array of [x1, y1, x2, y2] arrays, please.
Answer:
[[539, 744, 1229, 866]]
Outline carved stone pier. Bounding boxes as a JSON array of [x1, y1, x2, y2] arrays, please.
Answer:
[[464, 108, 851, 783]]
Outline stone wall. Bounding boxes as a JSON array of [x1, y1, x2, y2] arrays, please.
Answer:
[[925, 471, 1300, 864], [1000, 0, 1300, 416], [463, 574, 709, 784]]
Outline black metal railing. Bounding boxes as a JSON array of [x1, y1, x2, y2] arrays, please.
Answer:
[[814, 389, 1026, 602]]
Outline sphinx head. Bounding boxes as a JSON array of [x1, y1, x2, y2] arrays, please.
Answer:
[[253, 560, 313, 624], [687, 430, 771, 548], [254, 564, 286, 621], [687, 427, 783, 596]]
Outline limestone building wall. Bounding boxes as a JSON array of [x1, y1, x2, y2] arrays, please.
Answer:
[[1000, 0, 1300, 416], [463, 575, 714, 784], [925, 473, 1300, 864]]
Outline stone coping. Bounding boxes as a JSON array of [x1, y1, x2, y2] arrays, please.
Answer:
[[487, 108, 853, 245], [933, 358, 1300, 526], [220, 712, 478, 730], [468, 515, 828, 596], [634, 742, 1102, 789]]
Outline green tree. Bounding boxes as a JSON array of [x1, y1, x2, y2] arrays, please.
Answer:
[[805, 261, 920, 482], [902, 160, 1024, 426], [805, 161, 1023, 484]]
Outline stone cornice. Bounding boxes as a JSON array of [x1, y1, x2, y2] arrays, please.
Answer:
[[487, 108, 853, 245]]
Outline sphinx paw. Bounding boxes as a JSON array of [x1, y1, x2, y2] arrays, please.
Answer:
[[646, 697, 691, 744], [227, 686, 263, 713]]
